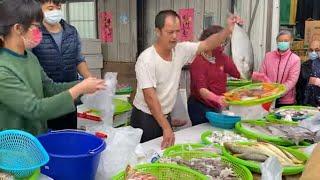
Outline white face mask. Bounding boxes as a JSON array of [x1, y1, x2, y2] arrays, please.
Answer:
[[44, 10, 63, 25]]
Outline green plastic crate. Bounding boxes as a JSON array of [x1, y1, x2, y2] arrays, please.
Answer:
[[235, 120, 311, 146], [163, 151, 253, 180], [222, 142, 308, 175], [112, 163, 208, 180]]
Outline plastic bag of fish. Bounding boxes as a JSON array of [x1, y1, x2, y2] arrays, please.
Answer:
[[125, 165, 157, 180], [241, 122, 320, 145], [224, 142, 305, 166], [159, 156, 238, 180], [206, 131, 250, 145], [273, 108, 319, 121]]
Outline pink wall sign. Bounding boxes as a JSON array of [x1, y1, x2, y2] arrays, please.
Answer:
[[178, 8, 194, 41], [99, 12, 113, 43]]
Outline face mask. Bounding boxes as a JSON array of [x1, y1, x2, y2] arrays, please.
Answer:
[[309, 51, 319, 60], [277, 41, 290, 51], [23, 28, 42, 49], [44, 10, 63, 25]]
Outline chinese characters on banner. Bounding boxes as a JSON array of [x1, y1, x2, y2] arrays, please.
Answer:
[[178, 8, 194, 41], [99, 11, 113, 43]]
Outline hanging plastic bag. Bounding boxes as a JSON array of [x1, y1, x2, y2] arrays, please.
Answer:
[[95, 126, 143, 180], [261, 156, 283, 180], [81, 72, 117, 126]]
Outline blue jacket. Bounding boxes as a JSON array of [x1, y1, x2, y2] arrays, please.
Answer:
[[33, 20, 83, 82]]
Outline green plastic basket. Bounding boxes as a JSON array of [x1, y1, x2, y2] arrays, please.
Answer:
[[163, 151, 253, 180], [225, 83, 286, 106], [112, 163, 208, 180], [201, 131, 215, 145], [163, 144, 207, 156], [113, 98, 132, 115], [222, 142, 308, 175], [267, 106, 319, 121], [235, 120, 311, 146], [116, 87, 133, 95], [227, 79, 253, 87]]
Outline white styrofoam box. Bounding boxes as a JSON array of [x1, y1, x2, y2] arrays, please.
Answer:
[[229, 101, 275, 120], [81, 38, 102, 54], [89, 69, 102, 79], [85, 54, 103, 69]]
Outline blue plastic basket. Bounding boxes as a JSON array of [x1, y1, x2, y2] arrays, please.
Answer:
[[38, 130, 106, 180], [206, 111, 241, 129], [0, 130, 49, 178]]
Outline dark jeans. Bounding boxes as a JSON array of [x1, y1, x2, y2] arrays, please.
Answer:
[[130, 106, 171, 143], [47, 111, 77, 130], [187, 96, 218, 126]]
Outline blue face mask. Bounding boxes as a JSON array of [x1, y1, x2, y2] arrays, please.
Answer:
[[309, 51, 319, 60], [277, 42, 290, 51]]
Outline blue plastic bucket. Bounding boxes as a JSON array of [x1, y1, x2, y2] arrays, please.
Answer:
[[37, 130, 106, 180]]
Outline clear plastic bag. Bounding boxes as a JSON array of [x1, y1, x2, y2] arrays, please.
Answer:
[[95, 126, 143, 180], [299, 112, 320, 132], [81, 72, 117, 126], [261, 156, 283, 180]]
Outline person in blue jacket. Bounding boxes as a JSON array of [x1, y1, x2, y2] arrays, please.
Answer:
[[33, 0, 92, 130]]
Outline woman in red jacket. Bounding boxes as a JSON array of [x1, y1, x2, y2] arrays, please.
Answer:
[[188, 25, 240, 126]]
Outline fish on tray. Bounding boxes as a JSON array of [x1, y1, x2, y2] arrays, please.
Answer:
[[274, 108, 319, 120], [224, 142, 304, 166], [224, 83, 280, 101], [125, 165, 157, 180], [241, 122, 320, 144], [159, 157, 237, 180]]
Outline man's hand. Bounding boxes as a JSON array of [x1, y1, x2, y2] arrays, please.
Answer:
[[226, 14, 244, 32], [161, 128, 175, 149]]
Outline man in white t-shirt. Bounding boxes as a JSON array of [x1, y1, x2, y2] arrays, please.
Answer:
[[131, 10, 242, 149]]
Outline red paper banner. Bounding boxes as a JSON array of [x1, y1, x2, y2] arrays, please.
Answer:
[[99, 12, 113, 43], [179, 8, 194, 41]]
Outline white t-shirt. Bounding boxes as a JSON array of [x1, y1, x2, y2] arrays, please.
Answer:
[[133, 42, 200, 114]]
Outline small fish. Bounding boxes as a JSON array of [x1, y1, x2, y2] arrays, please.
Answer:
[[242, 123, 273, 136], [235, 152, 269, 162], [125, 165, 157, 180]]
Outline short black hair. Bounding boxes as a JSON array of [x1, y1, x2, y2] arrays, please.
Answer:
[[0, 0, 43, 47], [199, 25, 223, 41], [155, 10, 180, 30], [38, 0, 66, 5]]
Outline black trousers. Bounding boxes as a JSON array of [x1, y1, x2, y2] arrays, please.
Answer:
[[47, 111, 77, 130], [130, 106, 171, 143]]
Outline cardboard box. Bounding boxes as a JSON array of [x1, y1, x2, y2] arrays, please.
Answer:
[[84, 54, 103, 69], [81, 38, 102, 54], [300, 143, 320, 180], [291, 40, 305, 50], [304, 20, 320, 45], [89, 69, 102, 78]]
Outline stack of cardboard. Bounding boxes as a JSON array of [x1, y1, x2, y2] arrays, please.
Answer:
[[291, 40, 308, 62], [81, 38, 103, 78]]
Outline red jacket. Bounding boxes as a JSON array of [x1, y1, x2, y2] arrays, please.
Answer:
[[190, 47, 240, 109]]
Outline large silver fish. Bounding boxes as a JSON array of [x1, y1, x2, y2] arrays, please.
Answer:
[[231, 24, 254, 80]]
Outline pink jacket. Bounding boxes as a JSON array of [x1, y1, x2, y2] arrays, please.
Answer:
[[260, 49, 301, 104]]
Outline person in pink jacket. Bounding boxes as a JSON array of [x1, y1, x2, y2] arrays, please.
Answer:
[[252, 30, 301, 108]]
